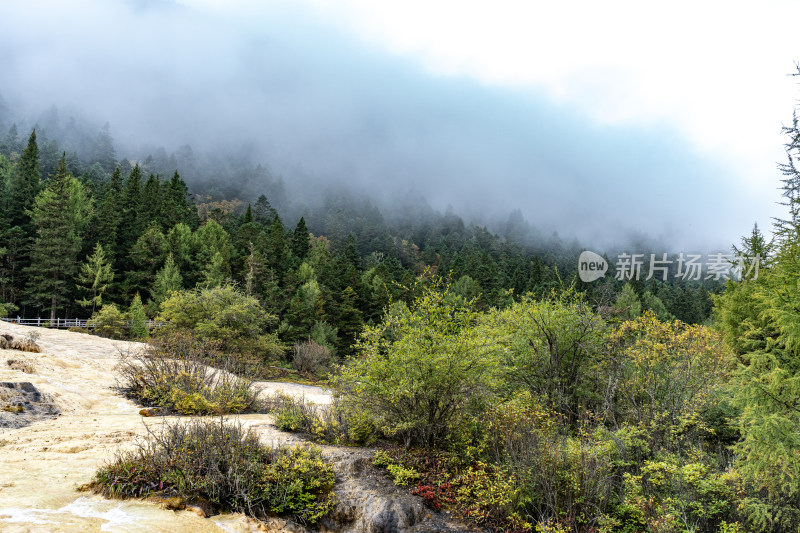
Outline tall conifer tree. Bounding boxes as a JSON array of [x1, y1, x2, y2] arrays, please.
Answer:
[[25, 154, 92, 320]]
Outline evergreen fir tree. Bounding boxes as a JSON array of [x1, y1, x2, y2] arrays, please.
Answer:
[[291, 216, 311, 260], [151, 253, 182, 311], [128, 293, 149, 339], [127, 223, 167, 299], [0, 226, 28, 306], [119, 164, 144, 263], [164, 171, 198, 229], [253, 194, 277, 224], [141, 173, 164, 228], [24, 154, 93, 320], [95, 166, 123, 258], [8, 129, 40, 231], [76, 243, 114, 314], [1, 124, 20, 157], [91, 123, 117, 174], [265, 214, 289, 275]]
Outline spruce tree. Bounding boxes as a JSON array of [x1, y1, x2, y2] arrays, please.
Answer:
[[91, 123, 117, 174], [95, 166, 123, 259], [291, 216, 310, 260], [141, 173, 164, 228], [151, 253, 182, 311], [164, 171, 198, 229], [253, 194, 277, 224], [127, 223, 167, 299], [265, 215, 288, 275], [119, 164, 143, 260], [25, 154, 93, 320], [1, 124, 20, 157], [128, 293, 149, 339], [8, 129, 40, 231], [76, 243, 114, 314]]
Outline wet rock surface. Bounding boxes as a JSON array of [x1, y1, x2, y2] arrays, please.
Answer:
[[0, 381, 59, 429]]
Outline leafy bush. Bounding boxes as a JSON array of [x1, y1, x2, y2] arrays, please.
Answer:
[[483, 393, 618, 531], [340, 282, 499, 447], [477, 290, 607, 425], [617, 454, 743, 533], [88, 304, 127, 339], [116, 330, 260, 415], [156, 284, 285, 360], [0, 300, 18, 318], [263, 391, 377, 446], [292, 339, 331, 374], [88, 418, 335, 525], [608, 313, 730, 450]]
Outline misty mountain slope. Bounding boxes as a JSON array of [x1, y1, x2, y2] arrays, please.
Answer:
[[0, 0, 765, 251]]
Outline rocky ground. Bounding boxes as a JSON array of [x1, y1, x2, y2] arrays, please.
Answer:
[[0, 322, 477, 533]]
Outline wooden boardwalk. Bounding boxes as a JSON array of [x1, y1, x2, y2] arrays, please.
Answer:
[[0, 317, 163, 330]]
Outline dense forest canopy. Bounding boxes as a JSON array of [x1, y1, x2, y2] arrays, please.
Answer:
[[0, 107, 720, 337]]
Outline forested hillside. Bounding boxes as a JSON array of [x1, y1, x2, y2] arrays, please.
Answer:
[[0, 115, 717, 356]]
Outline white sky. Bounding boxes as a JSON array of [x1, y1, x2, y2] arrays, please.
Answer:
[[310, 1, 797, 174]]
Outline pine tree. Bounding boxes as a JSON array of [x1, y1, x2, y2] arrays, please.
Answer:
[[613, 283, 642, 321], [0, 226, 28, 305], [163, 171, 198, 229], [127, 223, 167, 299], [8, 129, 40, 231], [242, 204, 253, 224], [76, 243, 114, 314], [732, 222, 772, 278], [151, 253, 182, 311], [1, 124, 20, 157], [194, 219, 231, 283], [141, 173, 164, 228], [200, 251, 226, 288], [95, 166, 123, 259], [128, 293, 149, 339], [718, 80, 800, 506], [91, 123, 117, 174], [334, 285, 363, 356], [25, 154, 93, 320], [265, 215, 288, 275], [291, 216, 310, 260], [119, 164, 143, 260], [253, 194, 277, 224]]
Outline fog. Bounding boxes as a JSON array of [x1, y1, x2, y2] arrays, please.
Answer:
[[0, 0, 778, 252]]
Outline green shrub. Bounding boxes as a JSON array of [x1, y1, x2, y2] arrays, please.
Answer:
[[263, 391, 377, 446], [128, 293, 149, 340], [386, 463, 420, 486], [89, 418, 335, 525], [116, 330, 260, 415], [618, 454, 743, 533], [88, 304, 127, 339], [340, 282, 499, 448], [156, 284, 285, 360], [475, 290, 607, 427]]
